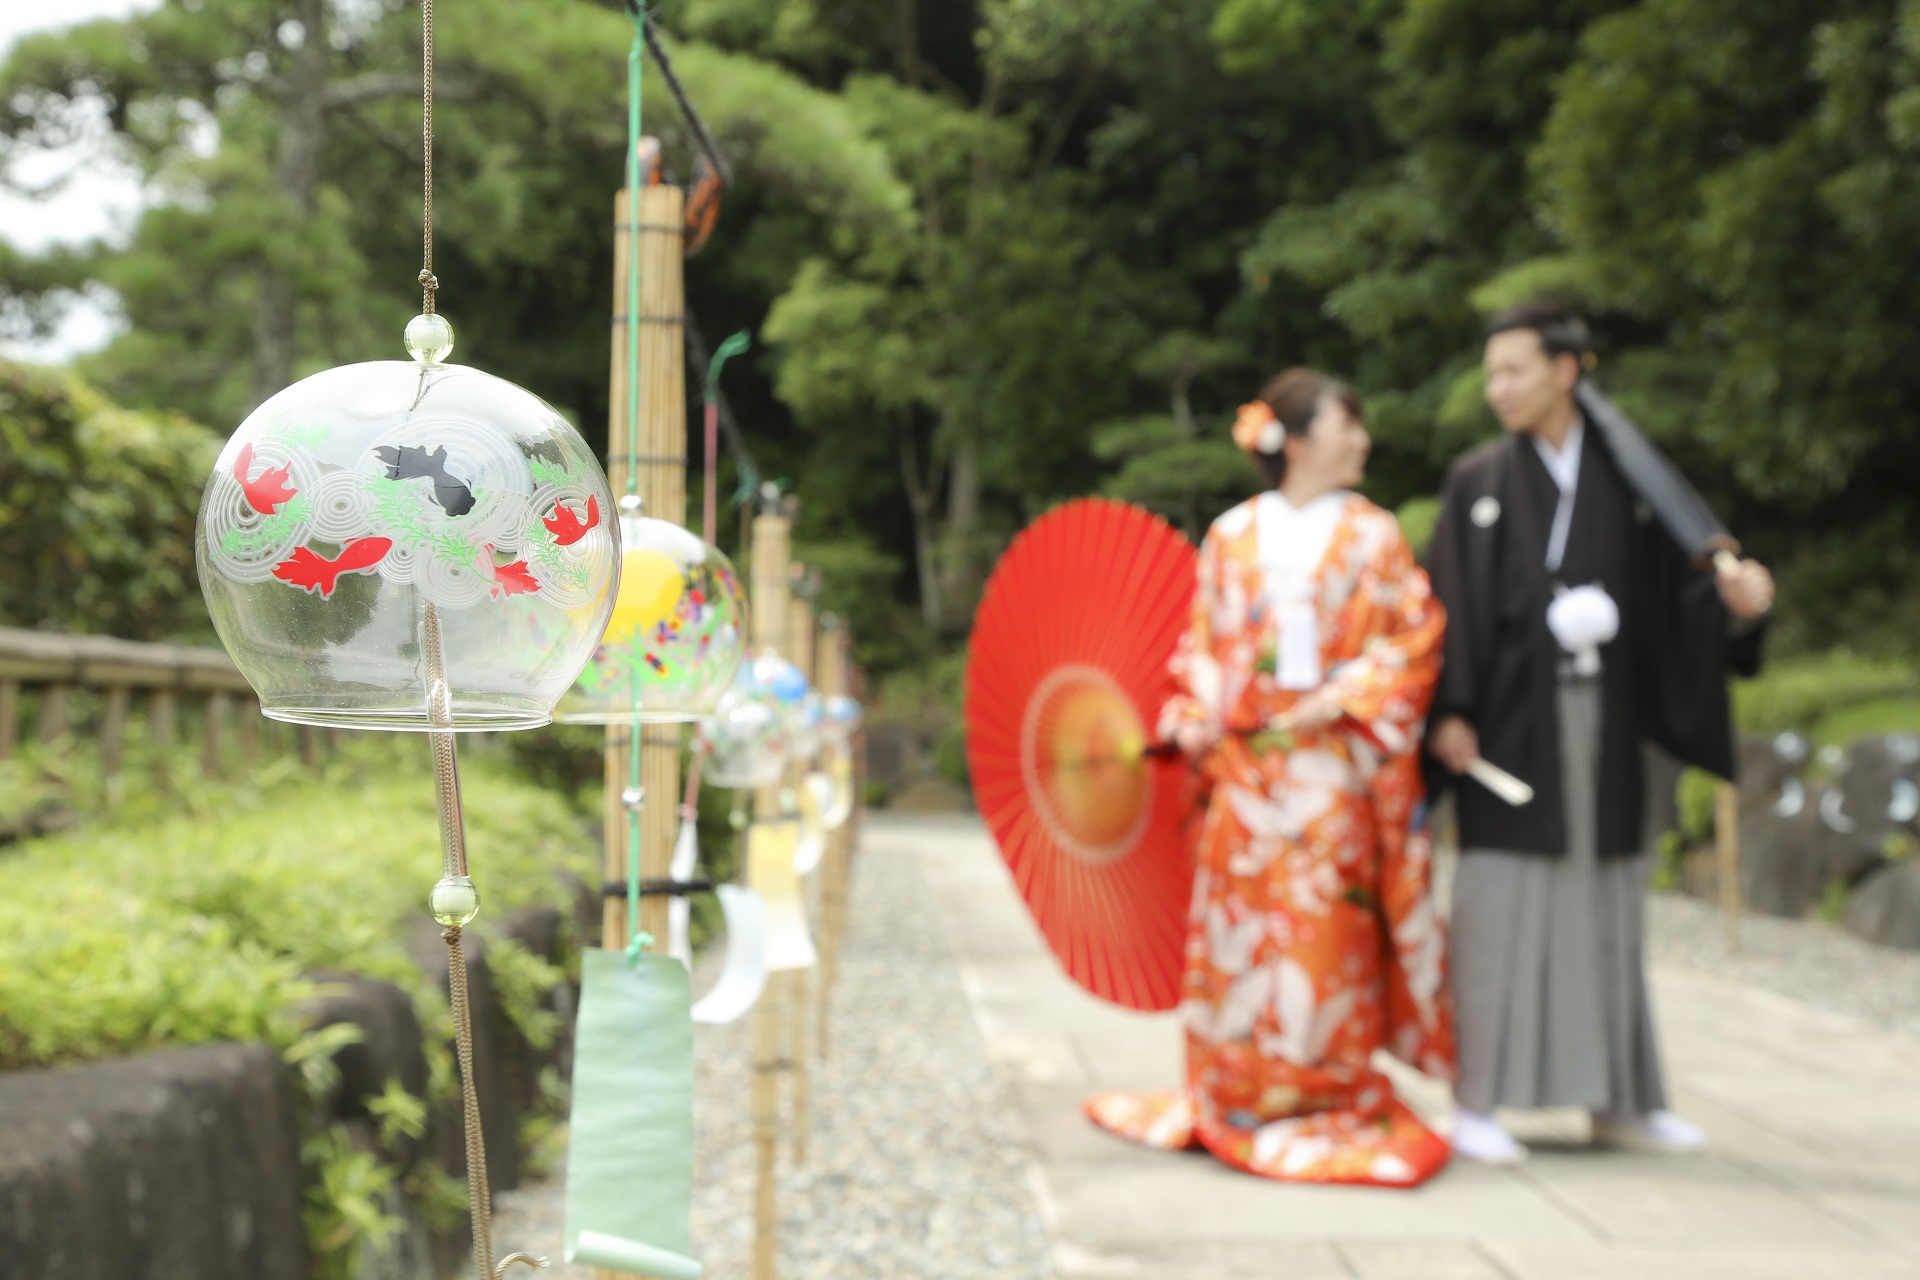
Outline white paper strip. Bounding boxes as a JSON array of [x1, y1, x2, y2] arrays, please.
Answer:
[[667, 819, 700, 970], [690, 885, 769, 1025], [794, 772, 829, 876]]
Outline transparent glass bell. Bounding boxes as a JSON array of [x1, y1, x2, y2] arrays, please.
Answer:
[[749, 650, 819, 763], [698, 671, 788, 789], [821, 695, 863, 745], [554, 499, 746, 723], [196, 355, 618, 731]]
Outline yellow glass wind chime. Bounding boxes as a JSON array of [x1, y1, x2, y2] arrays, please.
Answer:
[[196, 1, 617, 1275]]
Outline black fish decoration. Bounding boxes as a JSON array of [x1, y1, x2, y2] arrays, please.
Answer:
[[373, 444, 476, 517]]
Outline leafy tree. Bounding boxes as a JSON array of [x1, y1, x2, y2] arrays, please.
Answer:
[[0, 360, 218, 640]]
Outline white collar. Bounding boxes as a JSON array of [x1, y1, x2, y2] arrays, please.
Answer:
[[1532, 419, 1585, 495]]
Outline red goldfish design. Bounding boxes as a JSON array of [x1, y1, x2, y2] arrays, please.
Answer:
[[235, 443, 298, 515], [542, 496, 600, 546], [489, 556, 540, 599], [272, 537, 393, 598]]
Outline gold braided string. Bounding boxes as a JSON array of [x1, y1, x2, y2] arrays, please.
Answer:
[[424, 607, 544, 1278], [419, 0, 439, 314], [444, 925, 494, 1275]]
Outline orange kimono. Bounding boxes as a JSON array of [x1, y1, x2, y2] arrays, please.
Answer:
[[1086, 491, 1455, 1187]]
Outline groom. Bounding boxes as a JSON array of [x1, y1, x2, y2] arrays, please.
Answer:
[[1424, 301, 1773, 1163]]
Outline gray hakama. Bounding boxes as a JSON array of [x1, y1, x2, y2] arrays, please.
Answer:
[[1449, 680, 1668, 1116]]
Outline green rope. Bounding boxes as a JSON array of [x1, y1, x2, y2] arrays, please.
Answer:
[[622, 14, 647, 963], [625, 668, 654, 966]]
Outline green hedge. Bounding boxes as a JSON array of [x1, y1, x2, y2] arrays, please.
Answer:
[[1732, 651, 1920, 743], [0, 736, 596, 1274]]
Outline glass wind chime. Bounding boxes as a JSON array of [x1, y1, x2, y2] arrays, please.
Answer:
[[196, 3, 614, 1276]]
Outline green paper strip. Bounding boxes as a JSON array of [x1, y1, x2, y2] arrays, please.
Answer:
[[570, 1230, 702, 1280], [564, 950, 697, 1274]]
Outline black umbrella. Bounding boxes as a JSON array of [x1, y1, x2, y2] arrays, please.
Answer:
[[1575, 380, 1741, 571]]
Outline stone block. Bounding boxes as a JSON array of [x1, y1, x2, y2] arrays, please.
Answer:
[[0, 1043, 308, 1279], [1844, 859, 1920, 950]]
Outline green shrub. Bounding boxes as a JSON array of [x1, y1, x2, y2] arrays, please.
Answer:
[[0, 360, 221, 641], [0, 735, 596, 1273], [1733, 652, 1918, 737]]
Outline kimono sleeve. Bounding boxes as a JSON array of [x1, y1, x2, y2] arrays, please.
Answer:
[[1422, 459, 1482, 728], [1320, 518, 1446, 759], [1155, 528, 1224, 740]]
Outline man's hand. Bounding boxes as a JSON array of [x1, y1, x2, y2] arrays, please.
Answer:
[[1430, 715, 1479, 775], [1717, 557, 1775, 621]]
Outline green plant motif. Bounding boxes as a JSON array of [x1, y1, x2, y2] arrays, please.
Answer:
[[272, 420, 330, 451], [220, 494, 312, 558], [366, 477, 482, 574], [528, 457, 584, 488]]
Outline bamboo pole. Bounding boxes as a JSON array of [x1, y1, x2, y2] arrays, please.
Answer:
[[1717, 780, 1740, 951], [815, 619, 849, 1062], [0, 679, 15, 759], [784, 575, 814, 1168], [749, 507, 791, 1280], [593, 176, 689, 1280], [601, 180, 690, 962]]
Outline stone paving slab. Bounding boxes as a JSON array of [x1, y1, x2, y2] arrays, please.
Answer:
[[904, 814, 1920, 1280]]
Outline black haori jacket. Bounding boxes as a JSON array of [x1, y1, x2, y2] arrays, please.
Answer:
[[1423, 428, 1765, 857]]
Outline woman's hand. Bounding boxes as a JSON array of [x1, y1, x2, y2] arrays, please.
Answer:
[[1172, 719, 1219, 758], [1276, 693, 1345, 734]]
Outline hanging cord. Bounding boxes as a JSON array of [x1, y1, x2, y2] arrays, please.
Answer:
[[637, 9, 731, 186], [413, 0, 541, 1262], [419, 0, 438, 313]]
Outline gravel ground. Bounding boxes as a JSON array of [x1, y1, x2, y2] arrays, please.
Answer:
[[1647, 889, 1920, 1040], [488, 829, 1055, 1279]]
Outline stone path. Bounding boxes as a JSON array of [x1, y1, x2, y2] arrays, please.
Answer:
[[488, 813, 1052, 1278], [494, 813, 1920, 1279], [911, 815, 1920, 1280]]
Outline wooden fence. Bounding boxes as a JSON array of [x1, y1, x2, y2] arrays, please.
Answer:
[[0, 626, 325, 787]]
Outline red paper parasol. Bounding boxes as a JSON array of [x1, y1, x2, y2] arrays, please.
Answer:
[[965, 498, 1199, 1011]]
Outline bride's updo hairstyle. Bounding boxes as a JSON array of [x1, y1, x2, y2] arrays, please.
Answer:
[[1233, 368, 1363, 488]]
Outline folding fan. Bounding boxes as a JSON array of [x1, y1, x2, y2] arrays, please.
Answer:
[[964, 498, 1198, 1012]]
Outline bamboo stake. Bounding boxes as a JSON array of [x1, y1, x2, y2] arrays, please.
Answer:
[[749, 507, 791, 1280], [593, 176, 689, 1280], [784, 577, 814, 1168], [814, 620, 848, 1062], [1716, 780, 1740, 951]]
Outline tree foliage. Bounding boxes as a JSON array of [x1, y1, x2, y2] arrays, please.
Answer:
[[2, 0, 1913, 658]]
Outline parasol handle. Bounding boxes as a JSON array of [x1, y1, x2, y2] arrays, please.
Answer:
[[1712, 549, 1742, 576]]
